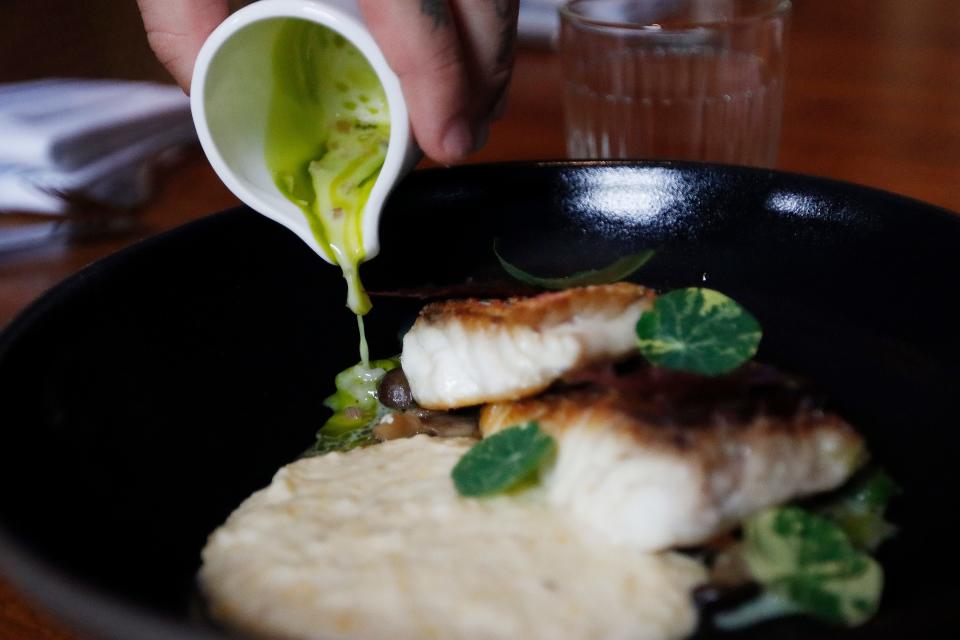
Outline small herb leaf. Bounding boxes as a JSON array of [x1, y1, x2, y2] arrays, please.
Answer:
[[495, 243, 655, 290], [741, 507, 883, 626], [819, 467, 901, 551], [636, 288, 761, 375], [452, 422, 556, 497]]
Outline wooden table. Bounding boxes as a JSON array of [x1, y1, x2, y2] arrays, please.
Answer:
[[2, 0, 959, 637]]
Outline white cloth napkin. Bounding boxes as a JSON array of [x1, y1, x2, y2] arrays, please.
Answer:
[[0, 79, 196, 214]]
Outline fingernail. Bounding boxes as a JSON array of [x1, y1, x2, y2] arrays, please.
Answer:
[[442, 119, 474, 161], [474, 121, 491, 152]]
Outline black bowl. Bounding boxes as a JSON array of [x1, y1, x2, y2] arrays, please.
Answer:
[[1, 161, 959, 639]]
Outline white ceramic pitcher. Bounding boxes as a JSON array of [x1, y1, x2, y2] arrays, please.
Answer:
[[190, 0, 418, 263]]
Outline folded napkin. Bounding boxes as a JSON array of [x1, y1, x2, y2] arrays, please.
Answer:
[[0, 79, 196, 214]]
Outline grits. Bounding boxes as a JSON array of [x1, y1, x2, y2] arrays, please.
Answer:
[[200, 436, 706, 640]]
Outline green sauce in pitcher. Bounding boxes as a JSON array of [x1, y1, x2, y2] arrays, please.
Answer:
[[264, 19, 390, 364]]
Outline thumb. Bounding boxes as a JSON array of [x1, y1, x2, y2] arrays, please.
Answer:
[[137, 0, 229, 91]]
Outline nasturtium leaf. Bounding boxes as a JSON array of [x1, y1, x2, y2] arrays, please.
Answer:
[[819, 467, 901, 551], [452, 422, 556, 497], [635, 288, 761, 375], [495, 243, 655, 290], [740, 507, 883, 627]]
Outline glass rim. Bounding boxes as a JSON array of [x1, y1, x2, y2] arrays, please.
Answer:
[[559, 0, 792, 32]]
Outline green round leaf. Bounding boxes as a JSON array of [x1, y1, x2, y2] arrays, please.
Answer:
[[742, 507, 884, 626], [452, 422, 556, 497], [635, 288, 762, 375]]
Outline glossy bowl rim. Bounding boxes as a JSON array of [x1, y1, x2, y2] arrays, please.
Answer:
[[1, 159, 958, 640]]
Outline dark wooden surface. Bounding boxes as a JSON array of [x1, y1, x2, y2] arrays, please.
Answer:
[[2, 1, 959, 638]]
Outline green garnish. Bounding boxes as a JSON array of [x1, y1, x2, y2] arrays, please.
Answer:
[[308, 426, 379, 456], [818, 467, 901, 551], [494, 243, 655, 290], [635, 287, 761, 376], [716, 507, 883, 629], [452, 422, 556, 497], [307, 357, 398, 455]]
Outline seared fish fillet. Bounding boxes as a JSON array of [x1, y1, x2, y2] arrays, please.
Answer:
[[401, 283, 655, 410], [201, 436, 706, 640], [480, 365, 865, 551]]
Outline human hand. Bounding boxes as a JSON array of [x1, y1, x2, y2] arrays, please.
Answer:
[[357, 1, 518, 163], [136, 0, 519, 164]]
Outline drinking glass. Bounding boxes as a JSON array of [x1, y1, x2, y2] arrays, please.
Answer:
[[560, 0, 791, 166]]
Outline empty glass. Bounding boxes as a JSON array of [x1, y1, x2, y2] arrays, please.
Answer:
[[560, 0, 791, 167]]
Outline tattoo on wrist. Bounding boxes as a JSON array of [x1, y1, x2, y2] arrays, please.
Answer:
[[421, 0, 451, 29]]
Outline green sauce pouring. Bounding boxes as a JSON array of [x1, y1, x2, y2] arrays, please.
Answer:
[[265, 19, 390, 365]]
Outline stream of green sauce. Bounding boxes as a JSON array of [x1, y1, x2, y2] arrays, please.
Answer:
[[264, 19, 390, 365]]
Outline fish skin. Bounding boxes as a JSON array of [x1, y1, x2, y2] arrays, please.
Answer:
[[480, 372, 865, 551], [401, 284, 656, 410]]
